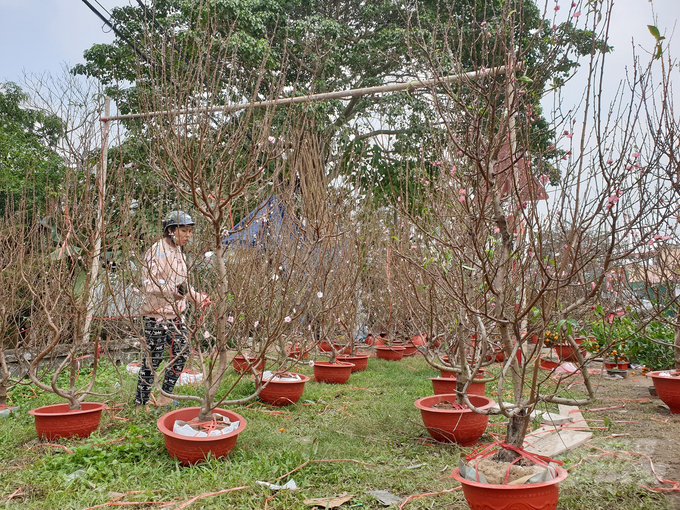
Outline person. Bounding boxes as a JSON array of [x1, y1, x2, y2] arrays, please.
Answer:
[[135, 210, 210, 412]]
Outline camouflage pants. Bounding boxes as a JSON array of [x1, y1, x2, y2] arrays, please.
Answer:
[[135, 317, 189, 405]]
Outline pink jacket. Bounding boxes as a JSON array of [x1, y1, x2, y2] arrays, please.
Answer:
[[141, 238, 202, 319]]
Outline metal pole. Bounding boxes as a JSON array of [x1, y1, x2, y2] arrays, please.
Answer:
[[101, 66, 507, 122]]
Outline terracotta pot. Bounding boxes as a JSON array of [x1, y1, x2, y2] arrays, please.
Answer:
[[440, 368, 486, 379], [554, 344, 586, 363], [410, 334, 427, 346], [647, 370, 680, 414], [617, 362, 629, 370], [451, 465, 568, 510], [336, 354, 370, 372], [364, 334, 375, 346], [232, 355, 265, 374], [530, 333, 539, 344], [157, 407, 246, 466], [401, 343, 418, 357], [430, 376, 486, 396], [375, 345, 406, 361], [574, 337, 585, 345], [604, 361, 617, 369], [539, 358, 560, 370], [313, 361, 354, 384], [257, 373, 310, 406], [415, 394, 494, 445], [317, 341, 333, 352], [29, 402, 107, 440], [287, 348, 310, 360]]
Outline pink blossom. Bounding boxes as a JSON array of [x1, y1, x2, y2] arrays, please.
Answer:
[[254, 321, 259, 328], [663, 236, 671, 240], [203, 331, 211, 339], [459, 196, 466, 203], [284, 316, 292, 323], [228, 316, 234, 323], [566, 133, 573, 139], [494, 227, 501, 233], [606, 159, 613, 164], [486, 32, 492, 37], [647, 240, 655, 246], [654, 234, 662, 239], [522, 201, 528, 208], [268, 136, 276, 143], [564, 245, 569, 250], [459, 189, 466, 194], [480, 21, 487, 26], [539, 174, 550, 184], [572, 11, 581, 18], [548, 144, 555, 150], [632, 152, 641, 158], [317, 292, 323, 298], [591, 282, 596, 290], [411, 245, 417, 250], [571, 1, 576, 6], [457, 150, 463, 156], [450, 166, 457, 176], [554, 4, 560, 11], [616, 189, 623, 196], [419, 147, 424, 153], [433, 161, 442, 166]]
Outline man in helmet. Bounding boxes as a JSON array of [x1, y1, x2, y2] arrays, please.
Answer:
[[135, 210, 211, 412]]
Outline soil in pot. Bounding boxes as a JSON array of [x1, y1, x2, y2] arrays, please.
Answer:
[[257, 372, 310, 406], [312, 361, 355, 384], [452, 463, 568, 510], [375, 345, 405, 361], [414, 394, 494, 446], [336, 354, 369, 372], [157, 407, 246, 465], [29, 402, 107, 440], [647, 370, 680, 414]]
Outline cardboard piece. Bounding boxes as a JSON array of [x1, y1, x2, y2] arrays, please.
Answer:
[[304, 493, 354, 508], [366, 490, 404, 506], [558, 405, 588, 430], [540, 412, 572, 426]]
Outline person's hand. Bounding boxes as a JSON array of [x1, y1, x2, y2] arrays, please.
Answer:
[[199, 294, 212, 309]]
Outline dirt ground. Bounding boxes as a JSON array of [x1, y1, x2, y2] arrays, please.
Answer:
[[582, 368, 680, 508]]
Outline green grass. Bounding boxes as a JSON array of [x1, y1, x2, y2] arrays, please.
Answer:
[[0, 357, 671, 509]]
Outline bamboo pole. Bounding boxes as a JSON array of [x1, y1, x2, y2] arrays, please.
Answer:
[[101, 66, 507, 122]]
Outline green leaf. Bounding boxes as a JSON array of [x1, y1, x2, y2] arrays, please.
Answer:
[[647, 25, 663, 41], [603, 416, 613, 429], [517, 75, 533, 84]]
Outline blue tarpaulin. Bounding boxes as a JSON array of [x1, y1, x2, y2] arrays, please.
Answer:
[[222, 195, 286, 249]]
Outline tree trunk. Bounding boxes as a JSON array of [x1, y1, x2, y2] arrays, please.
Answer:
[[494, 411, 529, 462]]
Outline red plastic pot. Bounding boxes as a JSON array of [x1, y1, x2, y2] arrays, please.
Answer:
[[157, 407, 246, 465], [410, 334, 427, 346], [554, 344, 586, 363], [313, 361, 355, 384], [29, 402, 107, 440], [539, 358, 560, 370], [574, 337, 585, 345], [603, 361, 617, 369], [430, 376, 486, 396], [617, 362, 629, 370], [414, 394, 494, 445], [257, 373, 310, 406], [364, 334, 375, 346], [375, 345, 406, 361], [287, 348, 310, 360], [336, 354, 370, 372], [317, 341, 333, 352], [232, 355, 265, 374], [451, 465, 568, 510], [647, 370, 680, 414], [401, 343, 418, 357]]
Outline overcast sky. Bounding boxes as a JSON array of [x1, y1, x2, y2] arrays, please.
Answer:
[[0, 0, 677, 112]]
